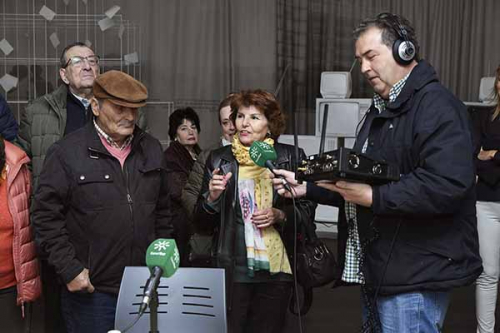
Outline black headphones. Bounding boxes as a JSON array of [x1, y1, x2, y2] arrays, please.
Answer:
[[378, 13, 416, 66]]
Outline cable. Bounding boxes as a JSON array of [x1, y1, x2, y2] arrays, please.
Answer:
[[360, 219, 402, 333], [355, 109, 369, 138], [359, 224, 381, 333], [369, 220, 402, 332], [292, 196, 304, 333], [284, 184, 304, 333], [120, 312, 143, 333], [119, 284, 153, 333]]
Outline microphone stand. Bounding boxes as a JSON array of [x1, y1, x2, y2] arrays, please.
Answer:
[[149, 290, 159, 333]]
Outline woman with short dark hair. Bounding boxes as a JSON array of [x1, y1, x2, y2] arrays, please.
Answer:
[[164, 107, 202, 266], [167, 107, 201, 149]]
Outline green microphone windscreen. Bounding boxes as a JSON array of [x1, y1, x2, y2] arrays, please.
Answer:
[[249, 141, 277, 168], [145, 239, 180, 278]]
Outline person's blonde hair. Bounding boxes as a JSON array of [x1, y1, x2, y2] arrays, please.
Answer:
[[492, 65, 500, 121]]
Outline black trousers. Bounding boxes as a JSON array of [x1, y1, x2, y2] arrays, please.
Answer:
[[0, 286, 31, 333], [171, 210, 192, 267], [41, 260, 66, 333], [229, 281, 292, 333]]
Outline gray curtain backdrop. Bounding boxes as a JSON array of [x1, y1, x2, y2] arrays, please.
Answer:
[[1, 0, 277, 148], [119, 0, 276, 102], [118, 0, 276, 147], [1, 0, 499, 142]]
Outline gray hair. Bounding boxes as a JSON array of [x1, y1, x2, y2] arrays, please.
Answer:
[[59, 42, 90, 68]]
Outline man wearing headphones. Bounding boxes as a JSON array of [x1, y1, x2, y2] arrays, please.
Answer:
[[272, 13, 482, 333]]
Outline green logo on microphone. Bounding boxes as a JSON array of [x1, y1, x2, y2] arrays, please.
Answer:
[[154, 240, 169, 251], [146, 239, 180, 277]]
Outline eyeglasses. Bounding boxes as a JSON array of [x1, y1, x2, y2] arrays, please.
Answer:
[[63, 55, 100, 68]]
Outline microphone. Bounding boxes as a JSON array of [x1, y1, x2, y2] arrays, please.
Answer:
[[249, 141, 292, 192], [139, 239, 180, 315]]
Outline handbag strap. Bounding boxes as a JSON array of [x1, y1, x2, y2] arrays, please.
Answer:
[[289, 201, 319, 316], [302, 217, 319, 243]]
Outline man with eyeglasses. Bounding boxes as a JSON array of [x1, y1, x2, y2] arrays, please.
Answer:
[[18, 42, 147, 190], [18, 42, 99, 192], [15, 41, 100, 333]]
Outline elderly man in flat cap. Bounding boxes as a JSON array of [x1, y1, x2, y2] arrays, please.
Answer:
[[32, 70, 173, 333]]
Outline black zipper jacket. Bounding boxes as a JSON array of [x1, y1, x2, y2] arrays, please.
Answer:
[[308, 60, 482, 295], [33, 122, 173, 294]]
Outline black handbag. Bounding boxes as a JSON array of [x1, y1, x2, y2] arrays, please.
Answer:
[[188, 233, 214, 267], [290, 222, 338, 316], [296, 238, 337, 289]]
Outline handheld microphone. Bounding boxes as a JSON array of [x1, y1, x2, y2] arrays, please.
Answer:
[[139, 239, 180, 314], [249, 141, 292, 192]]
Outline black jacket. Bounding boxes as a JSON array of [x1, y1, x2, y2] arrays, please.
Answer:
[[32, 122, 173, 294], [308, 61, 482, 295], [163, 141, 201, 266], [194, 143, 317, 279], [0, 94, 18, 141], [471, 106, 500, 201]]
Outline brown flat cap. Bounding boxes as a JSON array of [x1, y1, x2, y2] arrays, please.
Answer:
[[93, 70, 148, 108]]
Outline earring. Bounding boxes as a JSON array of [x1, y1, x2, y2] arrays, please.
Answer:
[[0, 165, 7, 181]]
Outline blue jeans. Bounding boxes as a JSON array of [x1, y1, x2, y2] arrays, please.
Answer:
[[61, 288, 118, 333], [363, 290, 451, 333]]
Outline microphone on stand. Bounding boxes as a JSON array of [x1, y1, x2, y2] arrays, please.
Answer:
[[139, 239, 180, 315], [114, 240, 179, 333]]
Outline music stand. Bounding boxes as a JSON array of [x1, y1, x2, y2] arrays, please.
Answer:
[[115, 267, 227, 333]]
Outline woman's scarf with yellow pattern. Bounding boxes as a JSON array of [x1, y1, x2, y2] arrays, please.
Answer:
[[232, 133, 291, 276]]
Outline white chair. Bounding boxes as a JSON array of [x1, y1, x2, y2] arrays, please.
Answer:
[[114, 267, 227, 333]]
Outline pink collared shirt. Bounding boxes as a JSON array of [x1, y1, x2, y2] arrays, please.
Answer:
[[98, 135, 132, 168]]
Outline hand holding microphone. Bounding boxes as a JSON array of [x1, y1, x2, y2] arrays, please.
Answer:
[[249, 141, 293, 192], [248, 140, 309, 198], [249, 141, 304, 195], [272, 169, 307, 199]]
